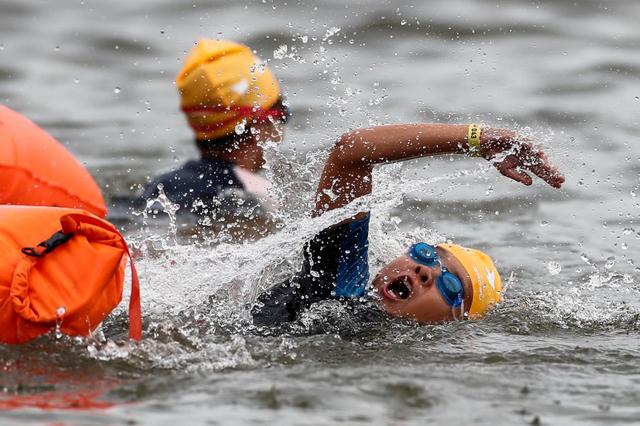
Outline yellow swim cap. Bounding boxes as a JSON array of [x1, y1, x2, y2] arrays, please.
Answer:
[[177, 39, 281, 141], [438, 244, 502, 318]]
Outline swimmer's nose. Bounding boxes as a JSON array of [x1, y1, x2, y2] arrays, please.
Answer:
[[413, 265, 434, 287]]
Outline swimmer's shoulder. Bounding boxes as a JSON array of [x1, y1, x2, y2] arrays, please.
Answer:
[[251, 213, 371, 326]]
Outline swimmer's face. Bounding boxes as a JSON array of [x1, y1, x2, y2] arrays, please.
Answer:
[[372, 246, 473, 324], [244, 121, 285, 170], [251, 120, 285, 145]]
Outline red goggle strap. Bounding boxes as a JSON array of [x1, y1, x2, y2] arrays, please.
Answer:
[[182, 105, 286, 121]]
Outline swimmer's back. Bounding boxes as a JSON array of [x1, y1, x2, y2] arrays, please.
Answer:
[[142, 157, 242, 211]]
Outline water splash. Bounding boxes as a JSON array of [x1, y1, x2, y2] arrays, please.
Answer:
[[235, 119, 247, 135], [547, 261, 561, 275], [55, 307, 66, 340], [273, 44, 288, 60]]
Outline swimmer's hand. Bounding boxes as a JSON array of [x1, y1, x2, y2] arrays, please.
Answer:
[[480, 129, 565, 188]]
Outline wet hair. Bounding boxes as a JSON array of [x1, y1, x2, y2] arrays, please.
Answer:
[[195, 98, 289, 155]]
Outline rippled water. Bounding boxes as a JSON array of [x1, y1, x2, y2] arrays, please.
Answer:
[[1, 0, 640, 424]]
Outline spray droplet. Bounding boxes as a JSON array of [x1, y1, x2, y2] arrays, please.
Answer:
[[273, 44, 288, 59], [635, 96, 639, 101], [547, 261, 561, 275], [604, 256, 616, 269], [55, 306, 66, 339], [621, 242, 628, 250], [323, 26, 341, 40], [485, 186, 494, 196], [114, 86, 121, 94], [235, 119, 246, 135], [73, 78, 79, 84], [540, 220, 549, 227]]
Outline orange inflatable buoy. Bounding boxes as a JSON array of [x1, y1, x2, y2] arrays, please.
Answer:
[[0, 105, 107, 217], [0, 205, 141, 344]]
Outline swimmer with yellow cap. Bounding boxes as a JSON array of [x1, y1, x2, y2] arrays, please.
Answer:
[[177, 39, 284, 144], [252, 123, 564, 326], [142, 39, 288, 222]]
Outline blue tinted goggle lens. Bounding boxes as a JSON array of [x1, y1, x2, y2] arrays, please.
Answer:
[[409, 242, 438, 266], [437, 273, 464, 308]]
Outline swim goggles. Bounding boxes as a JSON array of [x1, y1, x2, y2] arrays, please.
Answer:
[[254, 103, 291, 124], [408, 242, 464, 308]]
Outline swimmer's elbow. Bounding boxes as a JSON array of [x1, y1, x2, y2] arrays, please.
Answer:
[[330, 131, 369, 166], [335, 130, 361, 151]]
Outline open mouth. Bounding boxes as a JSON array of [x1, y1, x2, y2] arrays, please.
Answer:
[[382, 276, 413, 301]]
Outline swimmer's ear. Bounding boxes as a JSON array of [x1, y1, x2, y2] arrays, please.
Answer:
[[493, 155, 533, 186]]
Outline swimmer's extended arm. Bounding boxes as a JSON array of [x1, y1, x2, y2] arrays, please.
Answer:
[[314, 124, 565, 215]]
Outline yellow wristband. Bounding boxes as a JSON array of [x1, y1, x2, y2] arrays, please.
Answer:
[[467, 124, 482, 156]]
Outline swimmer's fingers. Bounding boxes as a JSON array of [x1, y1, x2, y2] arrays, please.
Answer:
[[518, 146, 565, 188], [481, 129, 565, 188], [494, 154, 533, 186]]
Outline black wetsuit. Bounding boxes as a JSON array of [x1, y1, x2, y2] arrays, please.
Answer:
[[142, 158, 244, 214], [251, 214, 371, 326]]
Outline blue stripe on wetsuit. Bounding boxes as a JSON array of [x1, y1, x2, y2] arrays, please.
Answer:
[[334, 214, 370, 298]]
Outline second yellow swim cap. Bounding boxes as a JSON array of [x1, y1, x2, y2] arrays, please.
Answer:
[[439, 243, 503, 318], [177, 39, 281, 141]]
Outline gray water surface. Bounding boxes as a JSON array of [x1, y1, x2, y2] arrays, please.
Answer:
[[1, 0, 640, 424]]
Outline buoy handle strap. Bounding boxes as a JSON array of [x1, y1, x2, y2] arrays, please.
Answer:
[[21, 231, 74, 258], [124, 246, 142, 341]]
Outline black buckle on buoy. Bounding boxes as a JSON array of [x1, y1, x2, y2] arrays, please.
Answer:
[[22, 231, 74, 257]]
